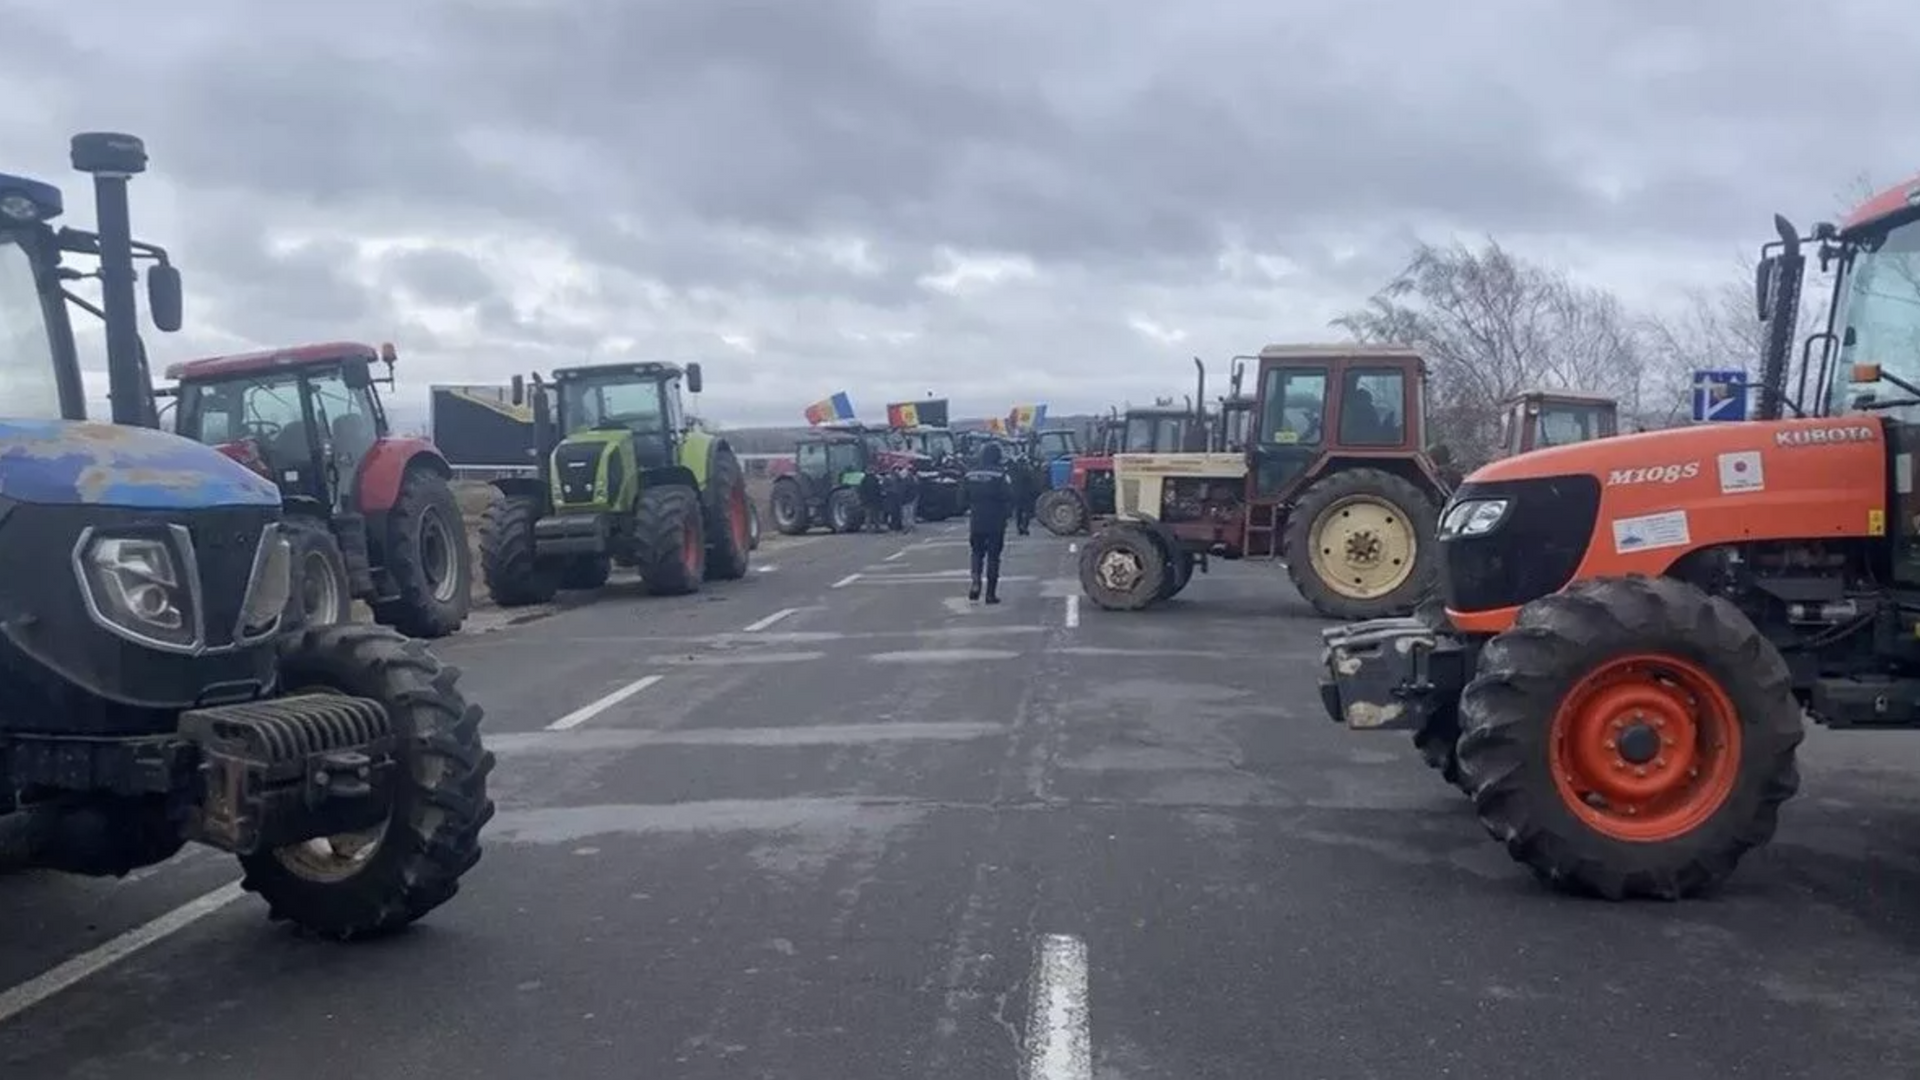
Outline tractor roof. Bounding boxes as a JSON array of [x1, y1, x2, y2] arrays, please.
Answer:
[[1510, 388, 1617, 406], [551, 361, 685, 381], [167, 340, 380, 382], [1842, 172, 1920, 238], [1125, 405, 1195, 417], [1256, 342, 1424, 362]]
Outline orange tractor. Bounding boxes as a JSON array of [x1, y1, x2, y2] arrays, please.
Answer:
[[1321, 178, 1920, 898]]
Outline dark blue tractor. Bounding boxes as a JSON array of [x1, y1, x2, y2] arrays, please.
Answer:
[[0, 134, 494, 940]]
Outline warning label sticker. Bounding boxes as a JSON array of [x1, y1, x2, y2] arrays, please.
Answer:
[[1612, 509, 1692, 554]]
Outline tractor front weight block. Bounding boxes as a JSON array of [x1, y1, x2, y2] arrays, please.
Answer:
[[1318, 617, 1470, 732], [177, 693, 398, 857], [533, 513, 610, 557]]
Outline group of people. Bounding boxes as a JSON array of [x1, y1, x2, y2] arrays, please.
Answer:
[[856, 463, 922, 533], [852, 440, 1044, 604]]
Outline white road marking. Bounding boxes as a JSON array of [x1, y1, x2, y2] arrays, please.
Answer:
[[0, 880, 247, 1025], [742, 607, 799, 632], [755, 564, 777, 573], [545, 674, 665, 731], [1068, 542, 1078, 553], [830, 573, 863, 588], [1064, 594, 1080, 628], [885, 549, 907, 561], [1023, 934, 1092, 1080]]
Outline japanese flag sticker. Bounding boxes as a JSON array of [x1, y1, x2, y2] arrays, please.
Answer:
[[1718, 451, 1764, 493]]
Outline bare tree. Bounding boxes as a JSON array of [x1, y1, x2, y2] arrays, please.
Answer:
[[1331, 238, 1647, 460]]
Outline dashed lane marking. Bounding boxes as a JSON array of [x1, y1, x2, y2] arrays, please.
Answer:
[[1064, 594, 1080, 628], [1022, 934, 1092, 1080], [545, 674, 665, 731], [742, 608, 799, 632], [885, 549, 908, 561], [830, 573, 863, 589]]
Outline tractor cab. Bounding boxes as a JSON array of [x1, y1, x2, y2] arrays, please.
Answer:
[[170, 342, 398, 513], [1032, 428, 1079, 462], [169, 340, 472, 637], [766, 427, 876, 534], [1497, 389, 1618, 457], [895, 424, 957, 465], [548, 361, 697, 475], [1121, 406, 1196, 454]]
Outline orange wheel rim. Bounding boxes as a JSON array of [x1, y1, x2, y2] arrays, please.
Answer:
[[1549, 653, 1742, 843]]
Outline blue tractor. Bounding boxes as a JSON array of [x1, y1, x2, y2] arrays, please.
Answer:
[[0, 134, 494, 939]]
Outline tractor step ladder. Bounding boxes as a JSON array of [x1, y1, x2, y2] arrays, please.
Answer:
[[1244, 500, 1284, 560]]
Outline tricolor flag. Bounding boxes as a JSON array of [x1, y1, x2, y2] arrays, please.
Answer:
[[803, 392, 856, 426], [1006, 404, 1047, 434], [986, 417, 1007, 434], [886, 401, 921, 428]]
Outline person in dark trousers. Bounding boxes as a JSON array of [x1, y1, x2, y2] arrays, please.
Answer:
[[882, 466, 905, 532], [963, 442, 1016, 603], [859, 470, 885, 533]]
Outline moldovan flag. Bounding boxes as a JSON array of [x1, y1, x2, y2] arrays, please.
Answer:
[[886, 401, 921, 428], [986, 418, 1007, 434], [804, 392, 855, 426], [1006, 404, 1047, 433]]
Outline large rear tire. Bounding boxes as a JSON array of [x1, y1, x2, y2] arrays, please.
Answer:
[[634, 484, 706, 596], [703, 445, 752, 581], [478, 492, 559, 607], [370, 467, 470, 638], [827, 487, 864, 533], [1037, 489, 1088, 536], [1456, 575, 1804, 899], [769, 478, 809, 535], [1283, 467, 1439, 620], [1079, 525, 1167, 611], [238, 624, 495, 939]]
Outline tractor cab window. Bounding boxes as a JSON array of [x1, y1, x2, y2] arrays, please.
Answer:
[[826, 440, 864, 475], [560, 376, 667, 437], [797, 440, 829, 475], [0, 236, 60, 420], [305, 368, 379, 475], [862, 430, 895, 458], [1338, 369, 1406, 446], [179, 373, 306, 459], [1221, 403, 1252, 451], [920, 429, 956, 461], [1122, 415, 1186, 453], [1259, 367, 1327, 446], [1830, 216, 1920, 418], [1535, 402, 1614, 448], [1035, 430, 1076, 459]]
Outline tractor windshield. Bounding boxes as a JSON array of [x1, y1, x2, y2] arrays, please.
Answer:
[[1034, 430, 1077, 459], [1123, 414, 1187, 453], [916, 429, 956, 460], [559, 375, 667, 437], [827, 440, 865, 475], [1828, 216, 1920, 416], [0, 234, 61, 419]]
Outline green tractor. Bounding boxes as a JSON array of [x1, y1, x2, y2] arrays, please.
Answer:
[[478, 361, 753, 605]]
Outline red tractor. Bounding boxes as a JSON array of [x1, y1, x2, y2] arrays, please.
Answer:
[[166, 341, 472, 637], [766, 422, 939, 533]]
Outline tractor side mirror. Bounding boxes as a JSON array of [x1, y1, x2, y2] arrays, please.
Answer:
[[685, 362, 704, 395], [511, 374, 525, 405], [147, 263, 182, 332], [1754, 255, 1776, 323], [341, 360, 373, 390]]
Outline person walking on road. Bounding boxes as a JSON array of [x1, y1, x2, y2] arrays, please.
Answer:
[[1010, 448, 1037, 536], [895, 462, 918, 532], [963, 442, 1015, 603]]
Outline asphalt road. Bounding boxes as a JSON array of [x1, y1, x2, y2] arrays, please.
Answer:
[[8, 521, 1920, 1078]]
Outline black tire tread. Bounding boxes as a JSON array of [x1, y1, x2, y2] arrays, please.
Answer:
[[284, 517, 353, 627], [1036, 489, 1088, 536], [702, 444, 752, 581], [478, 493, 558, 607], [634, 484, 705, 596], [1078, 525, 1167, 611], [370, 467, 471, 638], [1456, 574, 1804, 899], [769, 478, 809, 535], [238, 623, 495, 939]]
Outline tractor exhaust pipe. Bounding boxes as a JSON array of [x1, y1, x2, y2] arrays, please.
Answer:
[[71, 133, 154, 428], [1754, 214, 1806, 423]]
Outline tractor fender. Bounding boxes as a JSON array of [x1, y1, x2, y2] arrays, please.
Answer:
[[356, 439, 450, 514], [642, 464, 700, 491]]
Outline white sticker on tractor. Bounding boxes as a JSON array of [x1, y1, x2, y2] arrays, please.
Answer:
[[1612, 510, 1691, 554], [1717, 451, 1764, 494], [1900, 453, 1914, 495], [1607, 462, 1699, 486]]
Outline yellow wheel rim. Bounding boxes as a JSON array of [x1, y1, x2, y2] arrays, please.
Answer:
[[1306, 495, 1417, 600]]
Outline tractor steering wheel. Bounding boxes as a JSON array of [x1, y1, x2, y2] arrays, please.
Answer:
[[240, 419, 283, 442]]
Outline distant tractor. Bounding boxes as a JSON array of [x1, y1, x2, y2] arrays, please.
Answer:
[[888, 423, 966, 521], [477, 361, 752, 605], [1036, 404, 1204, 536], [1078, 344, 1452, 620], [168, 341, 472, 638], [767, 422, 930, 533], [1501, 389, 1619, 455]]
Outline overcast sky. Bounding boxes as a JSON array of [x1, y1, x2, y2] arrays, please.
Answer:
[[3, 0, 1911, 428]]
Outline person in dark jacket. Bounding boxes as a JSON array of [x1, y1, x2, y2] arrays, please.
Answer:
[[962, 442, 1016, 603]]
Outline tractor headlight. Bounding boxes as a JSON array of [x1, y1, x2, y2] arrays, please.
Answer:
[[74, 528, 200, 650], [236, 526, 293, 642], [1439, 498, 1510, 539]]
